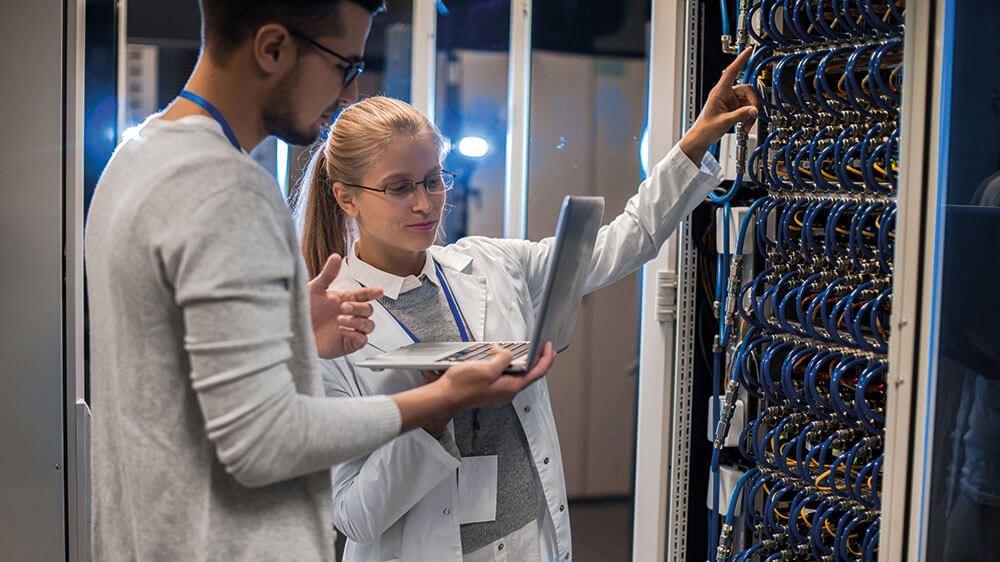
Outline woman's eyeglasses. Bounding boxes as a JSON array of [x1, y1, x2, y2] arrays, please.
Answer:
[[342, 171, 457, 201]]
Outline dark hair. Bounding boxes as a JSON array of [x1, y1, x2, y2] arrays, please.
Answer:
[[199, 0, 386, 57]]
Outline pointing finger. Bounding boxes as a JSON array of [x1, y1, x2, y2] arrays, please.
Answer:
[[333, 286, 384, 305], [720, 47, 753, 88]]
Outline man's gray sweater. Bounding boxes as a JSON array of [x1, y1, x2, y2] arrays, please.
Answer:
[[85, 115, 401, 561]]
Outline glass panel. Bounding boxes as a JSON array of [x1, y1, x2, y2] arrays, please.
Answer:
[[525, 0, 649, 522], [84, 0, 120, 215], [434, 0, 511, 241], [923, 1, 1000, 559], [287, 1, 415, 190], [354, 0, 414, 101]]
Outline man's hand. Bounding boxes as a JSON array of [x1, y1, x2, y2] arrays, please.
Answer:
[[308, 254, 383, 359], [419, 370, 451, 438], [680, 47, 761, 164]]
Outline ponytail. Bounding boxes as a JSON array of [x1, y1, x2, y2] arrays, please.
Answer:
[[292, 145, 351, 278]]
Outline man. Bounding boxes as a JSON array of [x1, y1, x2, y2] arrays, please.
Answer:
[[84, 1, 554, 560]]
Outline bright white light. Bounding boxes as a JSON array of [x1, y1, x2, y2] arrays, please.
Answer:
[[121, 124, 142, 143], [639, 126, 650, 177], [276, 139, 289, 196], [458, 136, 489, 158]]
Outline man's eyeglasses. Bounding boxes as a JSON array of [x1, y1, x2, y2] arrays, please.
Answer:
[[288, 28, 365, 87], [342, 171, 457, 201]]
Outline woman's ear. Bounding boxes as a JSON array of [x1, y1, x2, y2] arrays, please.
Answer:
[[332, 182, 360, 218]]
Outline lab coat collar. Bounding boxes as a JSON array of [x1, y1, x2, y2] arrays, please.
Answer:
[[429, 246, 485, 342], [427, 244, 473, 273], [339, 244, 486, 350], [347, 241, 440, 300]]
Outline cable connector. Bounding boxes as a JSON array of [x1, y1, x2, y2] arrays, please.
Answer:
[[721, 35, 739, 55], [716, 523, 734, 561], [713, 379, 742, 451], [724, 254, 744, 328], [735, 0, 750, 48], [713, 335, 725, 354], [734, 123, 749, 175]]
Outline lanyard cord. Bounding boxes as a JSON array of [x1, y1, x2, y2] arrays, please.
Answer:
[[376, 261, 471, 344], [428, 262, 481, 452], [178, 90, 242, 151], [435, 262, 471, 343], [365, 260, 481, 450]]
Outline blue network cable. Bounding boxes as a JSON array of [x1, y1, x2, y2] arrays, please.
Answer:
[[708, 5, 899, 558]]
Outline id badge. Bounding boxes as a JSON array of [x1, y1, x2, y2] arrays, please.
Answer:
[[457, 455, 498, 524]]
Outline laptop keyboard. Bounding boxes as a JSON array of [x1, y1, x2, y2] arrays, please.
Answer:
[[441, 342, 530, 362]]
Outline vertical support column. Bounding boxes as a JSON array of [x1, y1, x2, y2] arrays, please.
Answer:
[[410, 0, 437, 122], [632, 0, 690, 560], [503, 0, 531, 239], [115, 0, 128, 137], [881, 0, 938, 560], [1, 0, 70, 559], [664, 3, 702, 559], [65, 0, 91, 559]]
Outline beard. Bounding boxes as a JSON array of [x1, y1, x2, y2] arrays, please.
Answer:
[[261, 65, 334, 146]]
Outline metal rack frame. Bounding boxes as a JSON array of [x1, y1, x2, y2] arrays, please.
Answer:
[[632, 0, 700, 559]]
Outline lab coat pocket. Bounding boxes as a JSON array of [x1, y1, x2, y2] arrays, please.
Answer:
[[457, 455, 498, 524]]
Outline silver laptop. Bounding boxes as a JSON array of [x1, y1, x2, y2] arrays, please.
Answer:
[[356, 195, 605, 373]]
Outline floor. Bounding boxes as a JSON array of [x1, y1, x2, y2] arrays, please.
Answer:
[[334, 498, 634, 561], [567, 498, 633, 562]]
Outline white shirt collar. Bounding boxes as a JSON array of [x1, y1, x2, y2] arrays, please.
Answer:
[[346, 241, 440, 300]]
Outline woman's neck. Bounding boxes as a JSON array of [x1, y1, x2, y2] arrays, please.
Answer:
[[356, 240, 426, 278]]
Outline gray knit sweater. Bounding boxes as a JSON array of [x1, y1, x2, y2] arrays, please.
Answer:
[[85, 115, 402, 561], [380, 277, 539, 554]]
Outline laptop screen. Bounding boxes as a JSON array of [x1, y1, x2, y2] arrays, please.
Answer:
[[528, 196, 605, 363]]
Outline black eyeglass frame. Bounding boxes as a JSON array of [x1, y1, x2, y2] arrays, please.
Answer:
[[288, 28, 365, 87], [341, 171, 458, 198]]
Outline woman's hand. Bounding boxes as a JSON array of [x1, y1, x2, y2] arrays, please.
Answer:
[[392, 342, 558, 434], [308, 254, 384, 358], [679, 47, 761, 164], [438, 342, 556, 411]]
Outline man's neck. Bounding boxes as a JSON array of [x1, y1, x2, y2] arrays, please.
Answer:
[[161, 55, 267, 152]]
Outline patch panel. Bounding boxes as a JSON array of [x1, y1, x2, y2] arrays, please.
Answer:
[[709, 1, 903, 560]]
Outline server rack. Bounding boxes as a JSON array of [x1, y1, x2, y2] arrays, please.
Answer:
[[632, 1, 997, 561]]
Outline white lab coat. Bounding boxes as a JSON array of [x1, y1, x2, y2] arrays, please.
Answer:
[[320, 145, 722, 562]]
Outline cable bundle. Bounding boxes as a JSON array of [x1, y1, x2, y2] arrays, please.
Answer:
[[711, 1, 903, 560]]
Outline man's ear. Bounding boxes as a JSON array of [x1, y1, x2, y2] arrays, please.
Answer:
[[252, 23, 295, 75], [332, 182, 360, 218]]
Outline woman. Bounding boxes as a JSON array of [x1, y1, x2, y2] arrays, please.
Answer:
[[295, 52, 756, 562]]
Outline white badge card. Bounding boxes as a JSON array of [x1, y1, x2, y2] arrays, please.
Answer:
[[457, 455, 498, 525]]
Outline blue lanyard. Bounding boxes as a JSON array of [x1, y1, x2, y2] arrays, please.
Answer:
[[381, 261, 470, 343], [382, 261, 479, 445], [178, 90, 242, 151]]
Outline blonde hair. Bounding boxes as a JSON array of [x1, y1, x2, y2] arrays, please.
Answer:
[[292, 96, 447, 277]]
